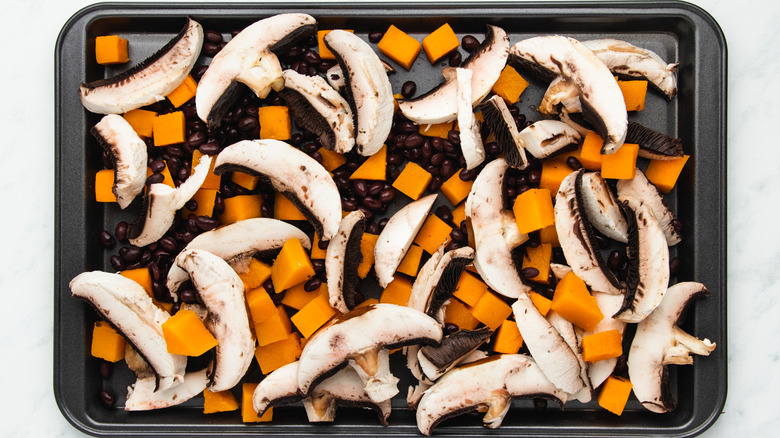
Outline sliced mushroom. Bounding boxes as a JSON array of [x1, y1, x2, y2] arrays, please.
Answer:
[[418, 327, 491, 381], [252, 361, 302, 417], [175, 249, 254, 391], [616, 169, 682, 246], [374, 193, 437, 288], [325, 62, 395, 94], [538, 76, 582, 115], [399, 24, 509, 124], [90, 115, 148, 209], [408, 244, 474, 323], [125, 344, 208, 411], [583, 39, 679, 99], [326, 210, 367, 313], [214, 139, 341, 241], [297, 303, 442, 403], [627, 121, 684, 161], [580, 172, 628, 243], [416, 354, 567, 435], [509, 35, 627, 154], [323, 30, 393, 156], [166, 218, 311, 296], [546, 310, 592, 402], [478, 95, 529, 169], [279, 69, 355, 153], [69, 271, 186, 390], [518, 119, 582, 160], [195, 13, 316, 128], [555, 169, 624, 295], [303, 365, 392, 425], [127, 155, 212, 247], [450, 67, 485, 170], [628, 282, 715, 413], [612, 198, 670, 323], [407, 348, 490, 410], [79, 18, 203, 114]]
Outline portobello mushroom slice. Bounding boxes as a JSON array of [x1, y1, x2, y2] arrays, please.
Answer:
[[175, 249, 255, 391], [417, 327, 492, 382], [616, 169, 682, 246], [90, 114, 148, 209], [326, 210, 367, 313], [69, 271, 186, 391], [79, 18, 203, 114], [303, 365, 392, 424], [580, 172, 628, 243], [546, 310, 592, 402], [280, 69, 355, 154], [408, 245, 474, 323], [627, 121, 684, 160], [214, 139, 341, 241], [518, 119, 582, 160], [509, 35, 627, 154], [399, 24, 509, 124], [374, 193, 437, 288], [323, 30, 393, 156], [325, 62, 395, 94], [450, 67, 486, 170], [297, 303, 442, 403], [478, 95, 529, 169], [628, 282, 715, 413], [416, 354, 567, 435], [195, 13, 316, 128], [583, 39, 679, 99], [124, 345, 208, 411]]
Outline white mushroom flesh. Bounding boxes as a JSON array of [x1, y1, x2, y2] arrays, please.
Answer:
[[518, 119, 583, 160], [451, 67, 485, 170], [90, 115, 148, 209], [580, 172, 629, 243], [617, 169, 682, 246]]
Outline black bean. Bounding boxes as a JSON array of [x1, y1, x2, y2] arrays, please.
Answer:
[[285, 46, 302, 58], [148, 264, 160, 282], [303, 49, 322, 65], [447, 130, 461, 145], [99, 230, 115, 248], [205, 30, 223, 44], [358, 206, 374, 220], [192, 65, 208, 81], [566, 156, 583, 171], [146, 173, 164, 186], [378, 217, 389, 232], [672, 219, 683, 232], [486, 142, 501, 156], [441, 159, 457, 178], [533, 398, 547, 412], [344, 161, 360, 172], [386, 153, 403, 165], [343, 199, 358, 211], [100, 390, 115, 408], [527, 169, 542, 185], [99, 361, 112, 379], [461, 35, 480, 51], [317, 239, 329, 250], [429, 152, 445, 166], [459, 167, 479, 181], [120, 246, 142, 263], [304, 277, 322, 292], [213, 194, 225, 215], [262, 278, 275, 295], [428, 176, 444, 192], [397, 120, 418, 134], [179, 289, 197, 304], [199, 142, 220, 155], [443, 322, 459, 335], [353, 180, 368, 197], [669, 256, 680, 276], [363, 197, 383, 211], [521, 267, 540, 279], [238, 116, 258, 132], [448, 50, 462, 67], [505, 187, 517, 200], [404, 133, 424, 149], [196, 216, 219, 231], [110, 255, 123, 271], [368, 30, 384, 43], [379, 188, 395, 203], [517, 184, 530, 195], [436, 205, 453, 223], [424, 164, 441, 177], [608, 250, 624, 271], [312, 259, 325, 272], [177, 167, 190, 182], [150, 159, 166, 173], [451, 228, 467, 243], [203, 42, 220, 57], [401, 81, 417, 98]]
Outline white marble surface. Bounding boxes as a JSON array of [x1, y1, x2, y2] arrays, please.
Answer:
[[1, 0, 777, 436]]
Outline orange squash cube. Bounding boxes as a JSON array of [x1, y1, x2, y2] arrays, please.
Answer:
[[451, 202, 466, 227], [162, 309, 218, 356], [644, 155, 690, 193], [95, 35, 129, 64], [582, 330, 623, 363], [95, 169, 117, 203], [491, 65, 529, 104], [255, 332, 302, 374], [453, 271, 488, 307], [530, 291, 552, 316], [513, 188, 555, 234], [120, 268, 153, 295], [414, 214, 453, 254], [291, 294, 337, 338], [203, 389, 239, 414], [152, 111, 185, 146], [258, 106, 291, 140], [357, 233, 380, 278], [397, 244, 424, 277], [540, 159, 575, 195], [598, 376, 633, 415], [492, 319, 523, 354], [310, 233, 328, 260], [191, 150, 221, 190], [350, 145, 387, 180], [601, 143, 639, 180], [271, 239, 315, 292], [420, 121, 454, 139], [392, 162, 432, 200], [242, 383, 273, 422], [618, 80, 648, 112], [281, 283, 323, 310], [539, 224, 560, 247], [441, 170, 474, 205], [422, 23, 460, 63], [318, 29, 353, 60], [91, 321, 126, 362], [579, 132, 604, 171], [470, 291, 513, 331], [318, 147, 348, 172], [123, 109, 156, 138], [551, 272, 604, 331], [255, 305, 292, 347], [521, 243, 552, 284], [219, 194, 263, 225], [188, 189, 217, 217], [377, 25, 421, 70], [380, 276, 414, 306], [246, 287, 277, 326], [239, 259, 273, 291], [274, 193, 307, 221], [231, 171, 259, 190], [167, 75, 197, 108], [443, 297, 480, 331]]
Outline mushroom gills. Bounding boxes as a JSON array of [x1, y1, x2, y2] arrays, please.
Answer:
[[478, 95, 529, 169], [518, 119, 582, 160], [616, 169, 682, 246], [626, 121, 684, 160], [418, 326, 492, 381], [408, 244, 474, 323], [580, 172, 628, 243], [546, 310, 592, 402], [90, 115, 148, 209], [326, 210, 367, 313], [125, 344, 208, 411], [450, 67, 486, 170]]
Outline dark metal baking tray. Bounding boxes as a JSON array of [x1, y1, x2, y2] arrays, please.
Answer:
[[55, 1, 727, 436]]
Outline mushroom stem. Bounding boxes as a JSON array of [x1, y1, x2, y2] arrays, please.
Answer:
[[352, 349, 379, 376], [349, 348, 399, 403], [664, 326, 716, 365], [484, 394, 512, 428]]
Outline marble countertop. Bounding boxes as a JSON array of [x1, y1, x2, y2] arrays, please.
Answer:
[[2, 0, 776, 436]]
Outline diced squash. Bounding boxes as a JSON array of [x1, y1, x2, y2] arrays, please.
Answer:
[[380, 276, 414, 306], [188, 189, 217, 217], [258, 106, 291, 140], [291, 294, 337, 338], [521, 243, 552, 284], [95, 169, 116, 203], [397, 244, 424, 277], [551, 272, 604, 331], [530, 291, 552, 316], [246, 287, 277, 326], [282, 283, 323, 310], [441, 170, 474, 205], [492, 319, 523, 354], [203, 389, 239, 414], [242, 383, 273, 422], [219, 194, 263, 225], [350, 145, 387, 180], [95, 35, 128, 64], [582, 330, 623, 363], [123, 109, 156, 138], [414, 214, 453, 254], [91, 321, 126, 362], [601, 143, 639, 180], [470, 291, 513, 331], [239, 259, 273, 291], [317, 29, 353, 60], [392, 162, 432, 200], [152, 111, 185, 146], [420, 121, 454, 139], [255, 332, 302, 374], [167, 75, 197, 108], [422, 23, 460, 63], [274, 193, 307, 221], [191, 150, 221, 190], [644, 155, 690, 193], [513, 188, 555, 234], [453, 271, 488, 307], [255, 305, 292, 347], [318, 147, 348, 172], [618, 80, 648, 112], [377, 25, 421, 70], [579, 131, 605, 171], [271, 239, 315, 292], [231, 171, 259, 190], [598, 376, 633, 416], [356, 298, 380, 308], [491, 65, 529, 104], [451, 202, 466, 226], [540, 159, 575, 195], [120, 268, 153, 295], [443, 297, 480, 331], [162, 309, 218, 356], [357, 233, 380, 278], [310, 233, 328, 260], [539, 224, 560, 247]]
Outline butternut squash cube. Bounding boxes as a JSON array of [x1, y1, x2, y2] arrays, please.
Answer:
[[618, 80, 648, 111], [601, 142, 639, 180], [377, 25, 421, 70], [521, 243, 552, 284], [255, 332, 302, 374], [162, 309, 218, 356], [551, 272, 604, 331], [357, 233, 380, 278], [167, 75, 197, 108], [271, 238, 315, 292], [242, 383, 273, 422], [310, 233, 328, 260], [392, 162, 432, 200], [122, 109, 156, 138], [443, 297, 480, 331], [397, 244, 424, 277], [91, 321, 126, 362], [414, 214, 453, 254], [152, 111, 185, 146], [539, 224, 560, 247], [231, 171, 259, 190], [246, 287, 277, 326], [189, 189, 217, 217], [219, 194, 263, 225], [598, 376, 633, 415], [95, 169, 117, 203], [95, 35, 129, 65], [350, 145, 387, 180], [318, 147, 348, 172], [258, 106, 291, 140], [491, 65, 529, 104], [203, 389, 239, 414], [644, 155, 690, 193], [453, 271, 488, 307], [492, 319, 523, 354], [422, 23, 460, 63], [579, 132, 604, 171], [530, 291, 552, 316], [513, 188, 555, 234], [255, 305, 292, 347], [470, 291, 513, 331], [191, 150, 221, 190], [420, 121, 454, 139], [540, 159, 575, 195], [582, 330, 623, 363], [274, 193, 307, 221], [318, 29, 353, 60], [282, 283, 323, 310], [451, 202, 466, 227], [120, 267, 153, 295], [291, 294, 337, 338], [239, 259, 273, 291], [441, 170, 474, 205], [380, 276, 414, 306]]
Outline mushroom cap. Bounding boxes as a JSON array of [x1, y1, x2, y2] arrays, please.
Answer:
[[580, 171, 628, 243], [617, 169, 682, 246], [252, 361, 302, 417], [450, 67, 486, 170], [518, 119, 582, 161], [90, 115, 147, 209], [126, 368, 209, 411]]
